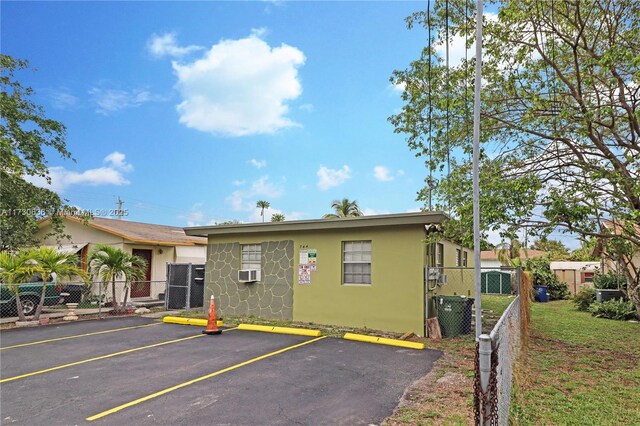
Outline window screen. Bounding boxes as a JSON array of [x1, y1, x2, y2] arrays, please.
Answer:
[[343, 241, 372, 285]]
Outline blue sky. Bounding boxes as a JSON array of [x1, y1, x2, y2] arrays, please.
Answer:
[[3, 1, 577, 248], [3, 1, 433, 225]]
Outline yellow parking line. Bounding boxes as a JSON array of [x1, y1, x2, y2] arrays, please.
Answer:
[[1, 328, 237, 384], [0, 323, 162, 351], [86, 336, 327, 421]]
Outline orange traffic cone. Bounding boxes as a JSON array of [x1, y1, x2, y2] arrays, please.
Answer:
[[203, 295, 222, 335]]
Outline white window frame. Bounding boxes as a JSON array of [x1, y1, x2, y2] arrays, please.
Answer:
[[456, 249, 461, 267], [463, 251, 468, 267], [241, 244, 261, 270], [437, 243, 444, 268], [342, 240, 372, 285]]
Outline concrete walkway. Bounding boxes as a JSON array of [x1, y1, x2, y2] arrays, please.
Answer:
[[0, 308, 181, 325]]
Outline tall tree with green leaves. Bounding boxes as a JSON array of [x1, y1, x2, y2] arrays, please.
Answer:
[[271, 213, 285, 222], [28, 247, 88, 320], [390, 0, 640, 317], [88, 244, 147, 313], [1, 55, 72, 251], [531, 238, 570, 260], [322, 198, 363, 219], [256, 200, 270, 223]]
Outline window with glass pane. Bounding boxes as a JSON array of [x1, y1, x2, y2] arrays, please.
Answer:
[[437, 243, 444, 267], [463, 251, 468, 267], [456, 249, 461, 266], [241, 244, 261, 270], [343, 241, 372, 285]]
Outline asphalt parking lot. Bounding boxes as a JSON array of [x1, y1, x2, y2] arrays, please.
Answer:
[[1, 317, 441, 425]]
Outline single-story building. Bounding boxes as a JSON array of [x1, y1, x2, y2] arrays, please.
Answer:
[[36, 216, 207, 300], [184, 212, 473, 336], [549, 261, 600, 295]]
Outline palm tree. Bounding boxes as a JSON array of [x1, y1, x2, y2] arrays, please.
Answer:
[[88, 244, 147, 313], [256, 200, 270, 222], [28, 247, 89, 320], [271, 213, 286, 222], [0, 250, 41, 321], [322, 198, 363, 219]]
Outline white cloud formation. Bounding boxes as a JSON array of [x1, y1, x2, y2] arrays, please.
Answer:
[[147, 32, 204, 58], [25, 152, 133, 193], [299, 103, 314, 112], [104, 151, 133, 172], [435, 13, 498, 67], [172, 31, 306, 136], [249, 159, 267, 169], [373, 165, 394, 182], [362, 208, 390, 216], [89, 87, 163, 115], [390, 81, 406, 94], [227, 175, 284, 212], [317, 165, 351, 190], [47, 88, 78, 110]]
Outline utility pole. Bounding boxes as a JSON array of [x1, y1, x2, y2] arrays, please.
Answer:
[[116, 196, 124, 220]]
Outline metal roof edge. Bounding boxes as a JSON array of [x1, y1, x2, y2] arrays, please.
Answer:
[[184, 211, 447, 237]]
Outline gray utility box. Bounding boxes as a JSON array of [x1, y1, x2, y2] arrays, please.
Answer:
[[596, 289, 626, 302]]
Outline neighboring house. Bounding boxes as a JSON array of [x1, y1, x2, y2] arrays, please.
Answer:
[[36, 216, 207, 300], [480, 248, 547, 270], [592, 220, 640, 283], [184, 212, 472, 336], [550, 261, 600, 295]]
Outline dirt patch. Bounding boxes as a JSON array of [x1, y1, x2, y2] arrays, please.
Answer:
[[385, 340, 476, 425]]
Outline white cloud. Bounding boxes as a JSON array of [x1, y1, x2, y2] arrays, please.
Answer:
[[147, 32, 203, 58], [316, 165, 351, 191], [89, 87, 163, 115], [299, 103, 314, 112], [25, 152, 133, 193], [104, 151, 133, 172], [435, 12, 498, 67], [172, 31, 306, 136], [249, 159, 267, 169], [390, 81, 406, 94], [373, 165, 394, 182], [47, 88, 78, 110], [362, 208, 390, 216], [226, 175, 283, 212], [178, 203, 206, 227], [232, 179, 246, 186]]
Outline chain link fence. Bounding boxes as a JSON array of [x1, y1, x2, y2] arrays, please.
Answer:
[[0, 280, 166, 321], [427, 267, 518, 338], [474, 271, 527, 425]]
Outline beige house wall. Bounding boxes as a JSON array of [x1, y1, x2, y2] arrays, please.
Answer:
[[36, 219, 206, 301]]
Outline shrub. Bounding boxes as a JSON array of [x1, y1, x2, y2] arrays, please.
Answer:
[[588, 299, 637, 321], [593, 271, 627, 290], [574, 287, 596, 311], [524, 257, 569, 300], [547, 279, 569, 300]]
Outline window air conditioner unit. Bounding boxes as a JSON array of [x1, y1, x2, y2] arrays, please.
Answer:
[[437, 274, 448, 285], [238, 269, 261, 283]]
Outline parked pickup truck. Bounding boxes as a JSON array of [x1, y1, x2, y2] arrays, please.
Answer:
[[0, 282, 63, 317]]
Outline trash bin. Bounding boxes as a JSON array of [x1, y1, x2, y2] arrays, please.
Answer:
[[534, 285, 549, 302], [436, 295, 473, 338]]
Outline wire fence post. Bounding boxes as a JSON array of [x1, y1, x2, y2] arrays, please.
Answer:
[[98, 281, 102, 318], [478, 333, 493, 424]]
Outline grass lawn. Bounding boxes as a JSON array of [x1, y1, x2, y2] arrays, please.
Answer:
[[511, 300, 640, 425]]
